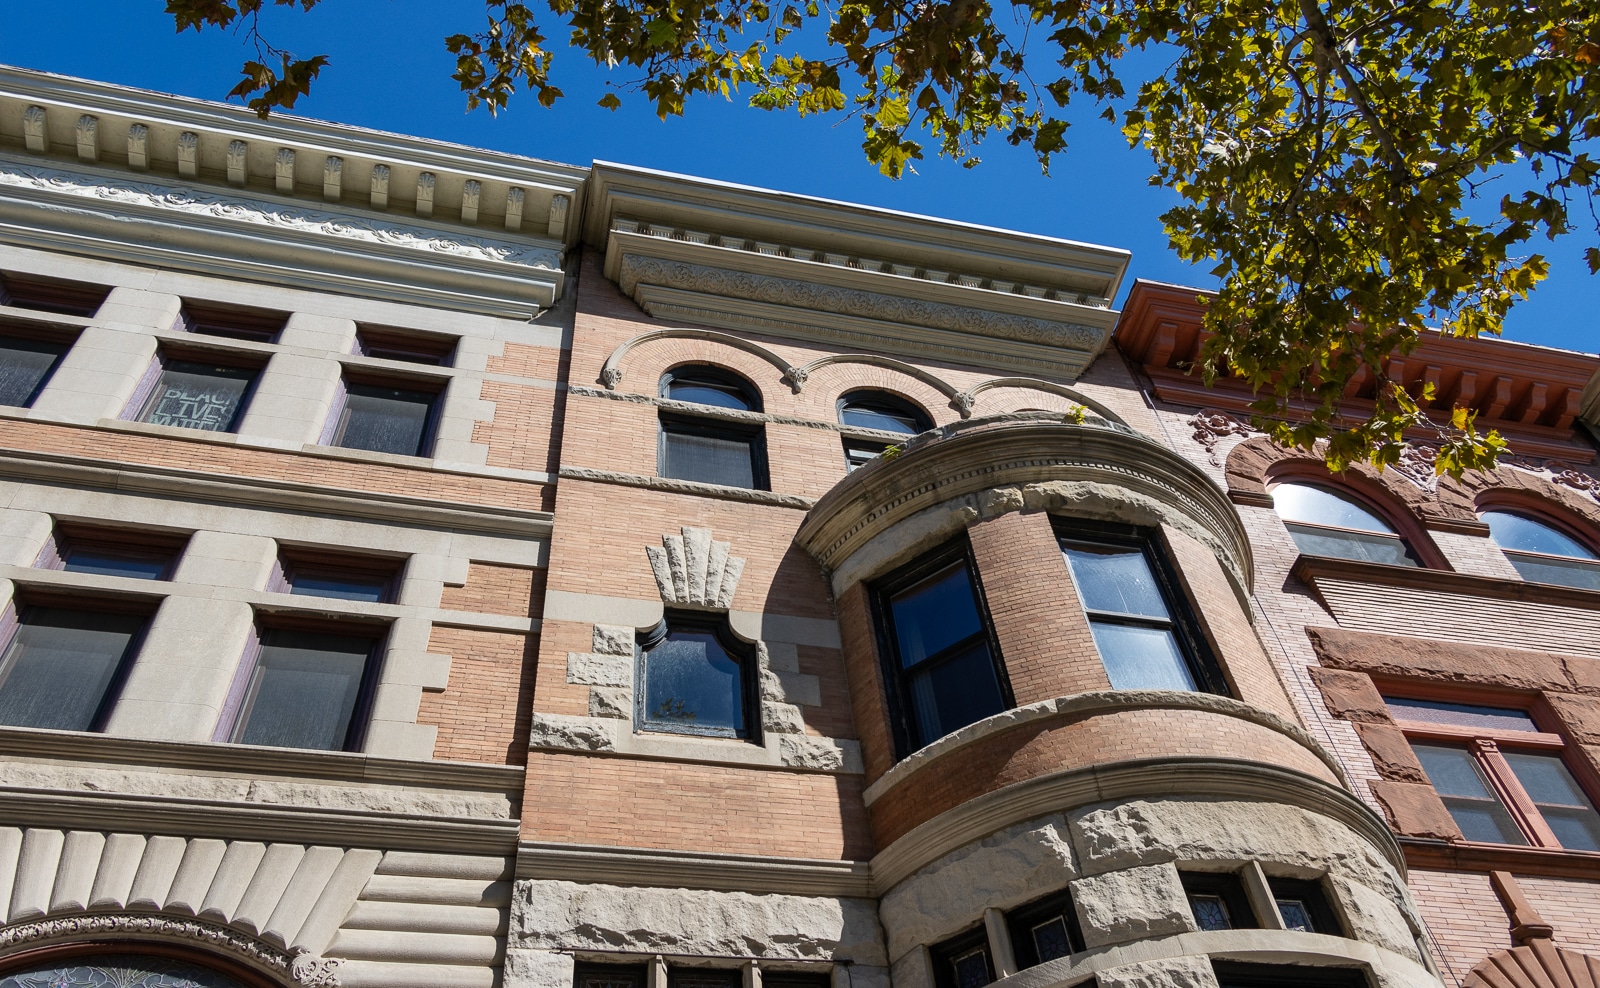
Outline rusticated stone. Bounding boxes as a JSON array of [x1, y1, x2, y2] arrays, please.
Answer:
[[1308, 627, 1569, 692], [779, 736, 862, 773], [511, 880, 886, 965], [1354, 722, 1429, 783], [592, 624, 636, 657], [879, 815, 1076, 958], [762, 700, 806, 735], [1369, 781, 1462, 841], [1335, 876, 1424, 963], [1070, 862, 1192, 948], [1096, 956, 1220, 988], [504, 948, 576, 988], [526, 714, 614, 752], [1307, 667, 1392, 724], [588, 687, 631, 720], [1545, 693, 1600, 745], [566, 652, 631, 688]]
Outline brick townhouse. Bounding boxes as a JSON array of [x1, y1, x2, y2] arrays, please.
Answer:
[[0, 63, 1592, 988]]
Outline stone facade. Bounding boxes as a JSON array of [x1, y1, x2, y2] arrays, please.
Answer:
[[0, 60, 1594, 988]]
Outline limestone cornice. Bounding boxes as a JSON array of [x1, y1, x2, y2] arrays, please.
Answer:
[[516, 841, 875, 896], [794, 415, 1253, 595]]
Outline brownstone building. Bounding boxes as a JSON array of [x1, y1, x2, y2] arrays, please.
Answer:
[[0, 63, 1595, 988]]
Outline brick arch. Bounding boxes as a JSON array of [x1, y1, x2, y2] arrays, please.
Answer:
[[788, 358, 958, 426], [1441, 466, 1600, 553], [603, 333, 799, 415], [1223, 436, 1450, 568]]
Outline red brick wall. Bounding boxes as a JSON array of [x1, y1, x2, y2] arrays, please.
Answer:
[[1405, 868, 1512, 986], [439, 562, 546, 618], [838, 580, 898, 782], [418, 625, 537, 765]]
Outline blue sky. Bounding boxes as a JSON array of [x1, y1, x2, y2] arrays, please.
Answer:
[[0, 0, 1592, 351]]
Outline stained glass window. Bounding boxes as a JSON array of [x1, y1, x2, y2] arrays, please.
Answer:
[[0, 953, 249, 988]]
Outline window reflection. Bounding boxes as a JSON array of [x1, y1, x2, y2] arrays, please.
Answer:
[[637, 617, 753, 739], [1482, 509, 1600, 590], [1271, 482, 1418, 566]]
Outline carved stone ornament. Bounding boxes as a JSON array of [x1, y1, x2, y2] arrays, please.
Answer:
[[0, 912, 340, 986], [645, 526, 745, 608], [1189, 409, 1254, 465], [1393, 443, 1439, 492], [0, 159, 561, 272], [1551, 467, 1600, 500], [617, 255, 1106, 351]]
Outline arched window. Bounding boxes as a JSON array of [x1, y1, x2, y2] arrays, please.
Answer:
[[0, 952, 257, 987], [636, 613, 757, 739], [837, 389, 932, 471], [657, 366, 768, 490], [1482, 509, 1600, 589], [1271, 481, 1419, 566]]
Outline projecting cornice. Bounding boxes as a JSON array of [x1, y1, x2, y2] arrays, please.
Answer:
[[0, 65, 584, 316], [584, 162, 1128, 381]]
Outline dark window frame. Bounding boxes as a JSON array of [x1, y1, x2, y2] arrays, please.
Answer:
[[220, 614, 389, 753], [634, 609, 762, 741], [272, 547, 405, 604], [1005, 889, 1085, 968], [1479, 506, 1600, 589], [661, 364, 764, 412], [326, 370, 447, 459], [1053, 518, 1230, 696], [1270, 480, 1423, 568], [175, 300, 288, 344], [0, 592, 157, 733], [870, 538, 1012, 759], [667, 970, 742, 988], [929, 925, 994, 988], [39, 522, 189, 582], [836, 389, 933, 433], [657, 412, 770, 491], [1180, 870, 1259, 931], [1266, 875, 1344, 935], [1212, 961, 1370, 988], [128, 347, 266, 434], [573, 962, 650, 988], [354, 325, 458, 366], [0, 272, 110, 317]]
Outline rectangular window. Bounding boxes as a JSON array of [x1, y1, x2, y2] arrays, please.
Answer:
[[660, 414, 767, 489], [0, 333, 69, 408], [1213, 963, 1369, 988], [669, 971, 740, 988], [176, 301, 287, 343], [874, 542, 1009, 753], [1266, 877, 1343, 935], [327, 379, 441, 457], [133, 357, 259, 433], [1006, 890, 1085, 968], [574, 965, 649, 988], [0, 604, 147, 731], [38, 524, 186, 581], [273, 549, 401, 603], [354, 326, 457, 366], [228, 626, 382, 751], [0, 272, 110, 317], [843, 437, 898, 472], [930, 928, 994, 988], [1180, 871, 1258, 931], [1391, 694, 1600, 851], [1057, 523, 1222, 693]]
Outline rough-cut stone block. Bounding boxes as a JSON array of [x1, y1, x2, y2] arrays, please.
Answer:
[[505, 949, 577, 988], [764, 641, 800, 674], [527, 714, 614, 752], [889, 948, 932, 988], [779, 737, 862, 774], [880, 815, 1076, 957], [1336, 877, 1423, 963], [511, 880, 886, 965], [592, 624, 636, 656], [1546, 693, 1600, 745], [762, 701, 806, 735], [1309, 627, 1569, 691], [1096, 956, 1220, 988], [1369, 781, 1462, 841], [1071, 862, 1192, 947], [1307, 667, 1391, 724], [1354, 722, 1428, 783], [566, 652, 631, 687], [589, 687, 631, 720]]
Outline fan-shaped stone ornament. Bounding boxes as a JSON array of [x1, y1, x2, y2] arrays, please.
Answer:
[[1465, 940, 1600, 988], [644, 526, 745, 608]]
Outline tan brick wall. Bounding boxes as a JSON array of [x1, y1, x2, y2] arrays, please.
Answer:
[[1405, 868, 1511, 986], [838, 580, 898, 782], [1517, 874, 1600, 953], [966, 510, 1109, 704], [474, 380, 562, 474], [487, 341, 566, 381], [523, 750, 875, 859], [439, 562, 547, 619], [418, 625, 537, 766]]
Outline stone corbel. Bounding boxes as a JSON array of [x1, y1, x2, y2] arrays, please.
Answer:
[[645, 526, 745, 609]]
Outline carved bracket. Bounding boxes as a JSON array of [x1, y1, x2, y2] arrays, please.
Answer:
[[645, 526, 745, 608]]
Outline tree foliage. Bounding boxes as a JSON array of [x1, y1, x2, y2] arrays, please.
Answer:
[[166, 0, 1599, 475]]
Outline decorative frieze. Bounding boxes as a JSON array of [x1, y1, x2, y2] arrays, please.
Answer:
[[22, 105, 46, 153], [322, 155, 343, 201], [416, 171, 436, 216], [226, 140, 248, 186], [548, 193, 570, 238], [505, 186, 524, 231], [126, 123, 149, 169], [369, 163, 389, 207], [175, 131, 198, 177], [461, 178, 481, 223], [274, 147, 296, 192], [73, 114, 97, 162]]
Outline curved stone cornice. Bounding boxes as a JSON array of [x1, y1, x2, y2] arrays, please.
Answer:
[[862, 690, 1344, 806], [795, 415, 1252, 595]]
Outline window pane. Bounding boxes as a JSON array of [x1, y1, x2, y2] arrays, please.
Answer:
[[641, 630, 745, 734], [290, 569, 390, 603], [666, 377, 754, 410], [336, 383, 435, 456], [235, 629, 373, 750], [1030, 917, 1074, 963], [1277, 900, 1314, 932], [1190, 894, 1232, 931], [890, 563, 983, 667], [1383, 697, 1539, 733], [1413, 743, 1527, 844], [950, 949, 991, 988], [0, 952, 250, 988], [662, 428, 756, 488], [908, 640, 1005, 743], [0, 336, 66, 407], [1273, 483, 1398, 533], [0, 607, 143, 731], [1483, 510, 1597, 559], [62, 547, 170, 580], [1504, 551, 1600, 591], [845, 443, 884, 472], [1090, 621, 1197, 691], [1503, 750, 1600, 851], [140, 361, 254, 432], [1063, 544, 1169, 617], [841, 402, 923, 433], [1286, 523, 1418, 566]]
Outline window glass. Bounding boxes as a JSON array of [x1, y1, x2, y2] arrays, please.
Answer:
[[1483, 510, 1597, 559], [1384, 697, 1539, 733], [233, 629, 375, 750], [1273, 483, 1398, 533], [1062, 539, 1203, 692], [0, 335, 67, 408], [0, 953, 250, 988], [334, 383, 436, 457], [663, 368, 757, 411], [1006, 891, 1085, 968], [1063, 544, 1169, 617], [907, 640, 1007, 744], [661, 425, 757, 488], [930, 932, 994, 988], [1180, 872, 1256, 932], [839, 391, 930, 434], [1413, 742, 1527, 844], [889, 563, 984, 666], [0, 607, 144, 731], [1087, 622, 1197, 691], [1282, 523, 1419, 566], [1502, 751, 1600, 852], [844, 440, 892, 472], [139, 360, 255, 432], [640, 628, 747, 736], [575, 965, 648, 988], [1190, 894, 1232, 931], [62, 546, 171, 580], [950, 949, 991, 988], [1266, 877, 1342, 935], [287, 567, 392, 603]]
